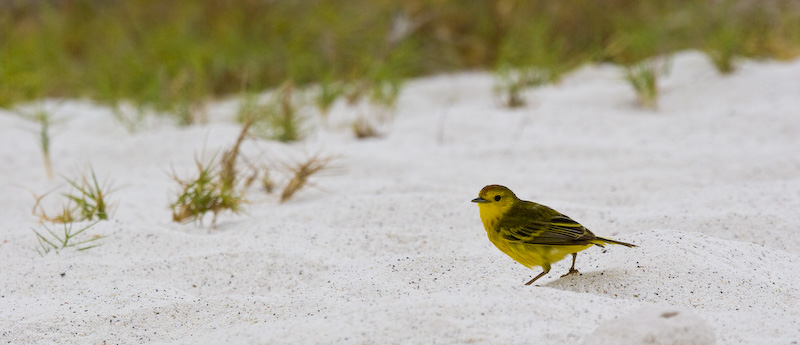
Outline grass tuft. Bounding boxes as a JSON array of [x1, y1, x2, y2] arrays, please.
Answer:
[[169, 155, 246, 227], [352, 117, 381, 139], [170, 121, 252, 227], [34, 109, 55, 180], [702, 3, 744, 74], [33, 167, 116, 223], [32, 221, 103, 256], [623, 60, 665, 110], [111, 105, 149, 133], [367, 79, 403, 110], [314, 77, 345, 122], [16, 105, 57, 180], [62, 168, 114, 221], [493, 65, 554, 108], [242, 81, 308, 143], [706, 29, 741, 75], [261, 168, 276, 194], [493, 11, 572, 108]]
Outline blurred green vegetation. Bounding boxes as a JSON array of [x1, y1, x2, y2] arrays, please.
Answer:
[[1, 0, 799, 118]]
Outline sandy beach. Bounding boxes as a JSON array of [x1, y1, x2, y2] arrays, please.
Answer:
[[1, 51, 799, 344]]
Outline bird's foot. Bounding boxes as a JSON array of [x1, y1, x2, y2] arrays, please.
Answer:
[[560, 269, 580, 278]]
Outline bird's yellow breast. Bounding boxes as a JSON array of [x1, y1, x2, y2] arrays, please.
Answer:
[[477, 203, 505, 232]]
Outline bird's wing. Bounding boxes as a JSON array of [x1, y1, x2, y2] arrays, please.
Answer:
[[499, 203, 595, 245]]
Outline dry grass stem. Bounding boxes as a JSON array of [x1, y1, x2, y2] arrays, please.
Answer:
[[220, 119, 253, 190], [280, 155, 334, 203]]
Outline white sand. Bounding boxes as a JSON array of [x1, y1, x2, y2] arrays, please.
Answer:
[[1, 51, 799, 344]]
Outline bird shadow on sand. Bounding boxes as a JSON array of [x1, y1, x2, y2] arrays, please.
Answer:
[[538, 268, 643, 296]]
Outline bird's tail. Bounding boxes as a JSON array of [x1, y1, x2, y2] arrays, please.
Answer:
[[593, 237, 637, 248]]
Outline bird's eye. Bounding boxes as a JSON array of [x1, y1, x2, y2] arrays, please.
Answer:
[[494, 195, 501, 201]]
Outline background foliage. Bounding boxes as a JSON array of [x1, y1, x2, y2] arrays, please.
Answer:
[[2, 0, 799, 117]]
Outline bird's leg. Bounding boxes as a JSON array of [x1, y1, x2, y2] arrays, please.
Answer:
[[525, 268, 550, 286], [560, 253, 580, 277]]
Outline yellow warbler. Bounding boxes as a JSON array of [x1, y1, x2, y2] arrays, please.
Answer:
[[472, 185, 636, 285]]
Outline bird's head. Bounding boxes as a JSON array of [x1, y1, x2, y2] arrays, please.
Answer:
[[471, 185, 518, 217]]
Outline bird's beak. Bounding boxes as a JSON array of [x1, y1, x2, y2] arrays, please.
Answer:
[[471, 197, 488, 203]]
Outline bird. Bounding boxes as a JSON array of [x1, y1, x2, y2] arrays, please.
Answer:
[[472, 184, 636, 285]]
